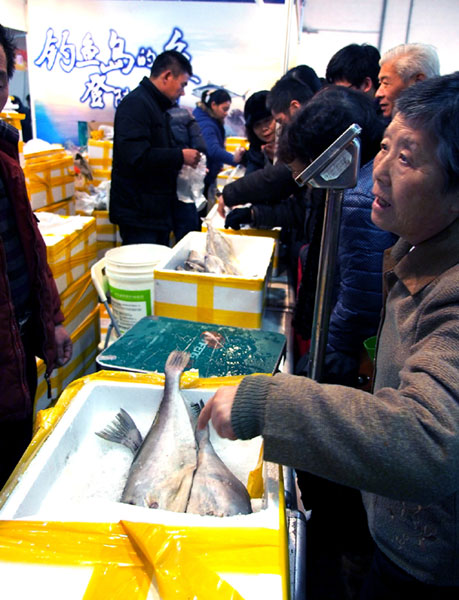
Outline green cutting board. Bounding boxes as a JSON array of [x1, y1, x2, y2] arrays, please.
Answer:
[[96, 316, 286, 377]]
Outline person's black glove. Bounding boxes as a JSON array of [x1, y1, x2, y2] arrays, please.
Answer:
[[224, 207, 252, 230]]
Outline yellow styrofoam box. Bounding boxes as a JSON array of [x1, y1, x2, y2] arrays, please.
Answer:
[[88, 139, 113, 169], [35, 197, 76, 216], [23, 152, 75, 210], [60, 271, 99, 335], [42, 216, 97, 295], [225, 136, 249, 153], [91, 166, 111, 186], [154, 231, 274, 329], [34, 305, 100, 415], [93, 209, 121, 243]]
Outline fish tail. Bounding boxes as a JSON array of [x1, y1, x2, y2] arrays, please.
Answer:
[[95, 408, 143, 454], [165, 351, 190, 377]]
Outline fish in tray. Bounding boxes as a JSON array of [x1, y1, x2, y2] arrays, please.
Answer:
[[96, 350, 252, 516], [176, 224, 242, 276], [187, 407, 253, 517]]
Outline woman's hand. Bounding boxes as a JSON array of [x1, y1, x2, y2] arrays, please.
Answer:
[[197, 385, 239, 440], [233, 147, 246, 164]]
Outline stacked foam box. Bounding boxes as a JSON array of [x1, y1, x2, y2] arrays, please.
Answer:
[[35, 197, 76, 216], [87, 139, 112, 186], [38, 214, 97, 295], [33, 215, 100, 414], [154, 231, 274, 329], [93, 209, 121, 259], [23, 146, 75, 211]]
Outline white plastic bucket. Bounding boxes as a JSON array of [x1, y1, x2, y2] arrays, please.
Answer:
[[104, 244, 172, 334]]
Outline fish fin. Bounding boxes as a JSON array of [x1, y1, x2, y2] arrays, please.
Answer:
[[164, 350, 190, 376], [95, 408, 143, 454], [189, 399, 204, 418]]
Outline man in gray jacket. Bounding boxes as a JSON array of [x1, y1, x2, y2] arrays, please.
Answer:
[[199, 73, 459, 598]]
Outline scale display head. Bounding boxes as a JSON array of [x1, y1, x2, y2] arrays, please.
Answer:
[[294, 123, 362, 190]]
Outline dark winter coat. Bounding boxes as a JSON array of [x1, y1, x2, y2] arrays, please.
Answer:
[[168, 106, 207, 153], [294, 161, 398, 383], [222, 161, 296, 208], [0, 122, 63, 424], [110, 77, 184, 232], [192, 104, 236, 187]]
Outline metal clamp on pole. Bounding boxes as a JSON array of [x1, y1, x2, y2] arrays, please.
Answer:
[[294, 123, 362, 382]]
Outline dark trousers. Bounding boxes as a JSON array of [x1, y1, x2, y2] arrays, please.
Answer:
[[360, 546, 459, 600], [118, 224, 171, 247], [297, 471, 374, 599], [173, 201, 200, 243], [0, 325, 37, 490]]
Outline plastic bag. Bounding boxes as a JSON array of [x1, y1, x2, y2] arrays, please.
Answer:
[[176, 155, 207, 212]]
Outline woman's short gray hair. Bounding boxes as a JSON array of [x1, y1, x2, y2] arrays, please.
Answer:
[[380, 43, 440, 82], [395, 72, 459, 193]]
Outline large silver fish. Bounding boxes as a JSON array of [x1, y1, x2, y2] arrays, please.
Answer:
[[186, 423, 252, 517], [205, 224, 241, 276], [96, 350, 253, 517], [97, 351, 197, 512]]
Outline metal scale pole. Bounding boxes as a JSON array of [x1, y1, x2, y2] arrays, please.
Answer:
[[295, 124, 362, 382]]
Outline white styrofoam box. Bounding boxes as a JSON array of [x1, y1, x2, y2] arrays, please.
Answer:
[[1, 380, 279, 527], [1, 377, 286, 599], [154, 231, 274, 329]]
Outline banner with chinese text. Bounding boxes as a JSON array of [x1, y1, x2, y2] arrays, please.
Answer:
[[27, 0, 290, 145]]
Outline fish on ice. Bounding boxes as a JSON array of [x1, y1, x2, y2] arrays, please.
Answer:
[[97, 351, 197, 512], [96, 350, 253, 517]]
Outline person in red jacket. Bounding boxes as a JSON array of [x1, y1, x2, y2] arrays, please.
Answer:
[[0, 24, 72, 488]]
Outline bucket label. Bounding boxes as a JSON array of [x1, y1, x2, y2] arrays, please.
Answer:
[[108, 285, 152, 333]]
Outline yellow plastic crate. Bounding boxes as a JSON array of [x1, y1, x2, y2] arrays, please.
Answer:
[[154, 231, 274, 329], [23, 150, 75, 210], [41, 216, 97, 295], [87, 139, 113, 169]]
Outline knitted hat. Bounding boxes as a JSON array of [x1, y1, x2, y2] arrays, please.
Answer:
[[244, 91, 271, 128]]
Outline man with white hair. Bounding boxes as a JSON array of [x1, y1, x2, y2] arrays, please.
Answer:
[[376, 43, 440, 118]]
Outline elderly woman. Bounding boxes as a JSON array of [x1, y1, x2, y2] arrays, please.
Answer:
[[198, 72, 459, 598]]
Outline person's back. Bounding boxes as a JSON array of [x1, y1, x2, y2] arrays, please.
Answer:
[[168, 105, 206, 153]]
